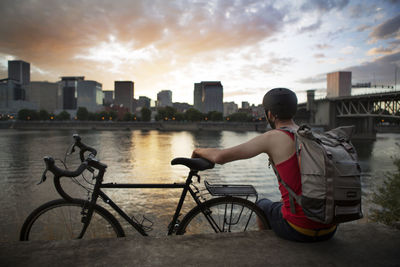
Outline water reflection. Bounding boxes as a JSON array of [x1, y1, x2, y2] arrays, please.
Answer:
[[0, 130, 399, 241], [352, 140, 374, 173]]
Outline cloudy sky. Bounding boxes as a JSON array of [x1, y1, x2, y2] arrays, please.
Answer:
[[0, 0, 399, 104]]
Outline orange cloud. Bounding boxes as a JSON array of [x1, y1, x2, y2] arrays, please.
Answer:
[[367, 47, 396, 55]]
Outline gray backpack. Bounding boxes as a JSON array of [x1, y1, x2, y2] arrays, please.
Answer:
[[271, 125, 363, 224]]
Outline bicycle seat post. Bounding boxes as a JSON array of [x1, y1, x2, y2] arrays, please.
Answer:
[[167, 169, 198, 235]]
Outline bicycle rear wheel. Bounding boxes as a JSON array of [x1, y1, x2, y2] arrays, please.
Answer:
[[176, 196, 270, 235], [20, 199, 125, 241]]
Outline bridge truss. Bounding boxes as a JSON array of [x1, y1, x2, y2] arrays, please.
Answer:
[[335, 92, 400, 120]]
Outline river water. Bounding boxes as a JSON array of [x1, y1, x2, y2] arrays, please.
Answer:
[[0, 129, 399, 241]]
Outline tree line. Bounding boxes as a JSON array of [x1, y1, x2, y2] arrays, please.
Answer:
[[8, 106, 258, 122]]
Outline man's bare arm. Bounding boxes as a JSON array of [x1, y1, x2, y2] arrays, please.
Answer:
[[192, 132, 273, 164]]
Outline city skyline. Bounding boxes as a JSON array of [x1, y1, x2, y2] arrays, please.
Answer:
[[0, 0, 399, 105]]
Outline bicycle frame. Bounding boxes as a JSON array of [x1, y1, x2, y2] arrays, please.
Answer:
[[82, 168, 205, 237], [24, 136, 265, 241]]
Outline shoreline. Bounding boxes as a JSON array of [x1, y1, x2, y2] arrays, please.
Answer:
[[0, 120, 269, 132], [1, 121, 399, 138]]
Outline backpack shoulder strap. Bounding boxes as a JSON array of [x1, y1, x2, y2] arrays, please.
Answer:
[[269, 159, 302, 214], [269, 126, 305, 213]]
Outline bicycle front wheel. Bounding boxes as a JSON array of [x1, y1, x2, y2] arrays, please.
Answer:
[[176, 196, 270, 235], [20, 199, 125, 241]]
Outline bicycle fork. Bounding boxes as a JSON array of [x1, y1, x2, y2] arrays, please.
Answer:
[[77, 170, 105, 239]]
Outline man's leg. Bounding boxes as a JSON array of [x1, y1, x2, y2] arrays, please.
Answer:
[[256, 198, 336, 242]]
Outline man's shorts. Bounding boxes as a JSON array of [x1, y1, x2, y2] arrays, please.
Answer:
[[256, 198, 336, 242]]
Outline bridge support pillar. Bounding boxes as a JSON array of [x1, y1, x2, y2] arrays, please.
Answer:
[[336, 116, 376, 140]]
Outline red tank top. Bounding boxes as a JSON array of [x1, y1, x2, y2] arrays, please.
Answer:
[[275, 130, 333, 229]]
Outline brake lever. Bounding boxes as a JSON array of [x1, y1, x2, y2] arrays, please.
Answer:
[[69, 144, 76, 155], [86, 154, 96, 173], [37, 168, 48, 185]]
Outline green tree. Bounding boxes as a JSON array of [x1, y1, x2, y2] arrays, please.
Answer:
[[30, 110, 39, 120], [207, 111, 223, 121], [109, 110, 118, 121], [185, 108, 203, 121], [122, 112, 133, 121], [17, 109, 39, 120], [88, 112, 97, 121], [98, 110, 109, 121], [228, 112, 252, 122], [141, 107, 152, 122], [164, 106, 177, 119], [156, 106, 177, 120], [76, 107, 89, 121], [18, 109, 31, 121], [371, 155, 400, 229], [39, 109, 50, 120], [175, 112, 185, 121], [56, 111, 71, 121]]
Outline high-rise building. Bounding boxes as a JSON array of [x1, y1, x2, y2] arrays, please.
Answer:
[[8, 60, 30, 86], [0, 81, 7, 110], [0, 60, 37, 113], [193, 81, 223, 113], [8, 60, 30, 101], [138, 96, 151, 109], [103, 90, 114, 106], [60, 76, 84, 110], [327, 71, 352, 98], [173, 102, 192, 113], [157, 90, 172, 107], [193, 83, 202, 111], [77, 80, 103, 112], [114, 81, 134, 112], [242, 101, 250, 109], [29, 81, 62, 113], [223, 102, 238, 117]]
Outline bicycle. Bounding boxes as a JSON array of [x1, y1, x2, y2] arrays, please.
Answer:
[[20, 134, 270, 241]]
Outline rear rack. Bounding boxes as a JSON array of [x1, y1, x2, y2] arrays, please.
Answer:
[[204, 180, 258, 198]]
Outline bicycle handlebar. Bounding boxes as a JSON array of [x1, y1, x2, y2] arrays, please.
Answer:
[[40, 135, 104, 202], [44, 156, 88, 178], [72, 134, 97, 162]]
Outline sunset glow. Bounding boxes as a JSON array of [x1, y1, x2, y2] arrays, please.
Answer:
[[0, 0, 399, 105]]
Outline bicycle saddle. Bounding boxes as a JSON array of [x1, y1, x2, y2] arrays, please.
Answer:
[[171, 157, 215, 171]]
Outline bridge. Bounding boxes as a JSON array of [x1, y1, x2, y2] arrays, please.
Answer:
[[296, 90, 400, 140]]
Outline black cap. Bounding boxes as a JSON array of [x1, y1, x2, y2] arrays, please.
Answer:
[[262, 88, 297, 119]]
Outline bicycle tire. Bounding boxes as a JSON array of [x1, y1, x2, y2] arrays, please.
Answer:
[[20, 199, 125, 241], [176, 196, 270, 235]]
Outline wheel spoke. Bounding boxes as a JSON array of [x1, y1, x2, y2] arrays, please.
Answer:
[[177, 197, 269, 235], [20, 199, 124, 241]]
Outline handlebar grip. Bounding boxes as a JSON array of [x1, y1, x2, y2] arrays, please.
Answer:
[[44, 156, 88, 178], [79, 146, 97, 162]]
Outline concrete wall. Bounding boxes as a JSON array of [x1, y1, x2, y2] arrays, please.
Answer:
[[2, 223, 400, 266], [314, 101, 331, 126]]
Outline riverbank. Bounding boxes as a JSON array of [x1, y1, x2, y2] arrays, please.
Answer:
[[0, 120, 268, 132], [2, 121, 399, 139], [1, 223, 399, 266]]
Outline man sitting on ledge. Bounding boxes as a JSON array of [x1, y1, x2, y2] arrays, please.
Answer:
[[192, 88, 337, 242]]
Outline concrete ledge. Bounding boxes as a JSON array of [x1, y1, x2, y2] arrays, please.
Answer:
[[1, 223, 399, 267]]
